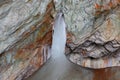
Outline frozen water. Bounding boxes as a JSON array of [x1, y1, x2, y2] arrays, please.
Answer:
[[26, 12, 92, 80], [51, 12, 66, 59]]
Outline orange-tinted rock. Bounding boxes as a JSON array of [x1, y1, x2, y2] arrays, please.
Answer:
[[54, 0, 120, 68], [0, 0, 54, 80]]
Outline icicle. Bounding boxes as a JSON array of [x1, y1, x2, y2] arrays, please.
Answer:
[[51, 11, 66, 58], [43, 46, 47, 63]]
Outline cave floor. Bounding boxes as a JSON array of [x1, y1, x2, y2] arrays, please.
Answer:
[[26, 51, 120, 80]]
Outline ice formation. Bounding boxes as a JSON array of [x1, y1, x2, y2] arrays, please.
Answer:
[[51, 12, 66, 58]]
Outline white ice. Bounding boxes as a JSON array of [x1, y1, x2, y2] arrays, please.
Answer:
[[26, 12, 93, 80], [51, 12, 66, 59]]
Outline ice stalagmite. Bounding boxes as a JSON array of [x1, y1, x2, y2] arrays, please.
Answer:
[[51, 12, 66, 58]]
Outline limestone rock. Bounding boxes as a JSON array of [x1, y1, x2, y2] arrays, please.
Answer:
[[0, 0, 54, 80], [0, 0, 120, 80], [54, 0, 120, 68]]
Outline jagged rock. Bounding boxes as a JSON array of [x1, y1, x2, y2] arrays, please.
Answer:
[[0, 0, 54, 80], [0, 0, 120, 79], [54, 0, 120, 68]]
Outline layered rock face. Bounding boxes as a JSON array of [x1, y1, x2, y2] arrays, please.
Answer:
[[54, 0, 120, 68], [0, 0, 120, 80], [0, 0, 54, 80]]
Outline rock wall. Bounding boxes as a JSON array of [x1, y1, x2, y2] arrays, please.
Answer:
[[0, 0, 54, 80], [0, 0, 120, 80], [54, 0, 120, 68]]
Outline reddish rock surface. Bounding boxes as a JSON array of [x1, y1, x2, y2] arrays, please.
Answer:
[[0, 0, 120, 80], [60, 0, 120, 68], [0, 1, 54, 80]]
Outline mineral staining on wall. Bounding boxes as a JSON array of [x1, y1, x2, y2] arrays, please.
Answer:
[[0, 0, 54, 80], [0, 0, 120, 80], [54, 0, 120, 68]]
